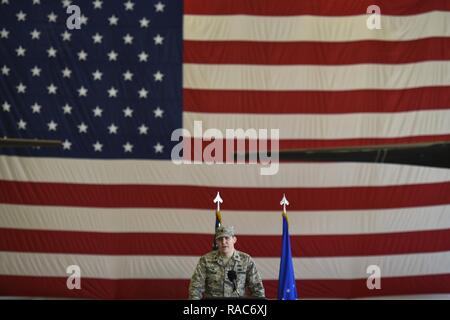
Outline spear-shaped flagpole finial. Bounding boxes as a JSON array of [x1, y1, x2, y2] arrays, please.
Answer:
[[213, 191, 223, 212], [280, 193, 289, 213]]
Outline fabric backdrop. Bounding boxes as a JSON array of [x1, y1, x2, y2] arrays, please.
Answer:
[[0, 0, 450, 299]]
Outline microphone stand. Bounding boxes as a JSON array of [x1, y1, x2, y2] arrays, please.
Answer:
[[227, 270, 240, 298]]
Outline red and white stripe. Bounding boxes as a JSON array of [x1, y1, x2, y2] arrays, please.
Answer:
[[180, 0, 450, 299], [1, 156, 450, 298]]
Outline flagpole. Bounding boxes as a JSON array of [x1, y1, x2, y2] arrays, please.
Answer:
[[212, 192, 223, 250], [278, 193, 298, 300], [280, 193, 289, 214], [214, 191, 223, 213]]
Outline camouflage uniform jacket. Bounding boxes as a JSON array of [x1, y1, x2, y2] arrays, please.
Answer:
[[189, 250, 265, 299]]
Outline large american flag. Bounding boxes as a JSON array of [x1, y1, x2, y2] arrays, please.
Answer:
[[1, 0, 450, 299]]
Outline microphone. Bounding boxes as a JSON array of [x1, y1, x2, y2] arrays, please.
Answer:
[[227, 270, 238, 294]]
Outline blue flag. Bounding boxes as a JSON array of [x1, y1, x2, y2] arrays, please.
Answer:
[[277, 212, 298, 300]]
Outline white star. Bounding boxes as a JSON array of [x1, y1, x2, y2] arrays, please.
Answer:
[[78, 86, 88, 97], [62, 67, 72, 78], [78, 122, 88, 133], [108, 50, 118, 61], [30, 29, 41, 40], [79, 15, 88, 26], [47, 12, 57, 23], [155, 2, 165, 12], [1, 65, 10, 76], [61, 0, 72, 8], [31, 102, 41, 113], [17, 119, 27, 130], [16, 83, 26, 93], [0, 28, 9, 39], [123, 70, 133, 81], [108, 87, 118, 98], [123, 34, 133, 45], [154, 142, 164, 153], [153, 107, 164, 118], [33, 0, 40, 4], [138, 51, 148, 62], [138, 88, 148, 99], [92, 69, 103, 81], [108, 15, 118, 26], [154, 34, 164, 45], [139, 17, 150, 28], [124, 0, 134, 11], [123, 107, 133, 117], [2, 101, 11, 112], [92, 33, 103, 44], [47, 83, 57, 94], [123, 142, 133, 153], [62, 103, 72, 114], [108, 123, 118, 134], [47, 46, 57, 58], [16, 46, 26, 57], [153, 71, 164, 82], [62, 139, 72, 150], [47, 120, 58, 131], [93, 141, 103, 152], [92, 106, 103, 117], [78, 50, 88, 61], [31, 66, 41, 77], [61, 30, 72, 41], [138, 124, 149, 135], [16, 11, 26, 21], [92, 0, 102, 9]]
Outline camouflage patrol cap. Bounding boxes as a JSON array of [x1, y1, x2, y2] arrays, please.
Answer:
[[215, 226, 235, 239]]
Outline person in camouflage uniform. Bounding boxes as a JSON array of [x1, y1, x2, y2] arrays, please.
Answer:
[[189, 226, 265, 299]]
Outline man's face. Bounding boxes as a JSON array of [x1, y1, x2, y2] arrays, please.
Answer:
[[216, 236, 237, 256]]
